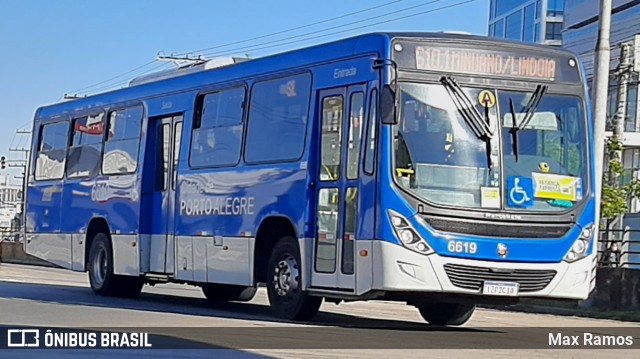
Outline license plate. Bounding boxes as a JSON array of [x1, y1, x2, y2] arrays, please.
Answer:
[[482, 281, 519, 296]]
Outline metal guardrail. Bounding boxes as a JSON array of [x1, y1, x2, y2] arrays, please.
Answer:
[[597, 229, 640, 268], [0, 224, 23, 243]]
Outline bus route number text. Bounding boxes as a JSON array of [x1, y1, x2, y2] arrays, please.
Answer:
[[415, 46, 557, 80], [447, 240, 478, 254]]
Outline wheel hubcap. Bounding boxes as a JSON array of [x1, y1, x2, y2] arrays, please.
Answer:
[[273, 255, 299, 298], [92, 246, 107, 286]]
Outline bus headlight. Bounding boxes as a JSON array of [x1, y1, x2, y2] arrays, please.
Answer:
[[399, 229, 418, 244], [564, 224, 593, 263], [388, 210, 433, 255]]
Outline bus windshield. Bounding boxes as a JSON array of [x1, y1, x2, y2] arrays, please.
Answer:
[[393, 82, 500, 208], [393, 82, 589, 212], [499, 91, 588, 212]]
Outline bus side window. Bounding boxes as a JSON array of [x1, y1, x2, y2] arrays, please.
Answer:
[[363, 89, 378, 175], [35, 121, 69, 181], [66, 113, 104, 179], [245, 73, 312, 163], [189, 87, 244, 167], [102, 106, 143, 175]]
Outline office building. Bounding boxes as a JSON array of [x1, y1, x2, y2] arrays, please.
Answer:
[[563, 0, 640, 211], [488, 0, 564, 45]]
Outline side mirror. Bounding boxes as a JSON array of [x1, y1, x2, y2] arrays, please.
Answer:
[[381, 85, 398, 125]]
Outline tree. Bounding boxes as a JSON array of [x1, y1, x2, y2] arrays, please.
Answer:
[[600, 136, 640, 228]]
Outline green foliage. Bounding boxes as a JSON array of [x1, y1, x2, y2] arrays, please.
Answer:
[[601, 183, 627, 219], [601, 136, 640, 224]]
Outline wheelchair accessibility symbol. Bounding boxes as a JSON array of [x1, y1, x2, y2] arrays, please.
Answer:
[[507, 176, 534, 207]]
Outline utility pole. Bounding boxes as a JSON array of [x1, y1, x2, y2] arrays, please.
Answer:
[[591, 0, 613, 252], [8, 129, 31, 216], [610, 43, 633, 184]]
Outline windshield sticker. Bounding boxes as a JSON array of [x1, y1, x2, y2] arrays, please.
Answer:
[[478, 90, 496, 108], [507, 176, 534, 207], [531, 172, 580, 201], [481, 187, 501, 208]]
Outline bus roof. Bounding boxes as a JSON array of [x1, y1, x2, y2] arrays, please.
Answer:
[[34, 32, 580, 121]]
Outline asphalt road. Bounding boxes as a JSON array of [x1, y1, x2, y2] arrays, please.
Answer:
[[1, 263, 639, 358]]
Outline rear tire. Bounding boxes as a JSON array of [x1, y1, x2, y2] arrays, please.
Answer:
[[88, 232, 143, 298], [266, 236, 322, 321], [202, 284, 257, 302], [416, 302, 476, 326]]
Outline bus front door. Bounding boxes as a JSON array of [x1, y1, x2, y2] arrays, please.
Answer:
[[146, 114, 183, 274], [311, 85, 366, 291]]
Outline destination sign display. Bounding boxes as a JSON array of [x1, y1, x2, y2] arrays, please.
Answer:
[[416, 46, 556, 80], [392, 41, 581, 83]]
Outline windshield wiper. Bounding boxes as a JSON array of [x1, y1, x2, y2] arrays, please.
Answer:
[[518, 84, 548, 131], [483, 103, 493, 169], [507, 84, 548, 163], [440, 76, 493, 140], [509, 98, 520, 162], [440, 76, 494, 168]]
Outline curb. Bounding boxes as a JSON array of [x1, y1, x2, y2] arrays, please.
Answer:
[[483, 304, 640, 323], [0, 259, 60, 268]]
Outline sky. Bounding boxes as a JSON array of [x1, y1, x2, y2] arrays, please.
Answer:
[[0, 0, 488, 182]]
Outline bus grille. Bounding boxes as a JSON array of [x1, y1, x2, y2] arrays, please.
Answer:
[[422, 216, 572, 238], [443, 264, 557, 293]]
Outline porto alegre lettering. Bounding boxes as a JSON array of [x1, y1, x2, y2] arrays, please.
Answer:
[[180, 196, 255, 216]]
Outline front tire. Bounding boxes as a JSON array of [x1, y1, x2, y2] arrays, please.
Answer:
[[416, 302, 476, 326], [266, 236, 322, 321], [88, 232, 143, 298]]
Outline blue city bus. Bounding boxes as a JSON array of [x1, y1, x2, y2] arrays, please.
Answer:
[[24, 32, 596, 325]]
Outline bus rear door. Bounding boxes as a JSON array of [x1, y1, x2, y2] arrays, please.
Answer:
[[144, 114, 183, 274]]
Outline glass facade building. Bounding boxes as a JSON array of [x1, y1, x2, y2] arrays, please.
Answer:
[[488, 0, 564, 45], [563, 0, 640, 212]]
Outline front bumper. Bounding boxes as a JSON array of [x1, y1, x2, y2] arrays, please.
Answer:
[[368, 240, 596, 300]]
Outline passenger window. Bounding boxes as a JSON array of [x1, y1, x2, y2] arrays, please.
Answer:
[[342, 187, 357, 274], [156, 124, 171, 191], [35, 121, 69, 180], [245, 73, 311, 163], [190, 87, 245, 167], [364, 89, 378, 175], [316, 187, 340, 273], [347, 92, 364, 179], [102, 106, 143, 175], [173, 121, 183, 189], [66, 113, 104, 178], [320, 96, 343, 181]]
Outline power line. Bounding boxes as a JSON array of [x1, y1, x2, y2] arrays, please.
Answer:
[[67, 0, 478, 97], [201, 0, 446, 58], [68, 60, 159, 95], [83, 61, 176, 95], [202, 0, 478, 59], [70, 0, 405, 96], [175, 0, 406, 57]]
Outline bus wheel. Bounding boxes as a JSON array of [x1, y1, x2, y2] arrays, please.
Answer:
[[266, 236, 322, 321], [202, 284, 257, 302], [88, 232, 143, 298], [416, 302, 476, 326]]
